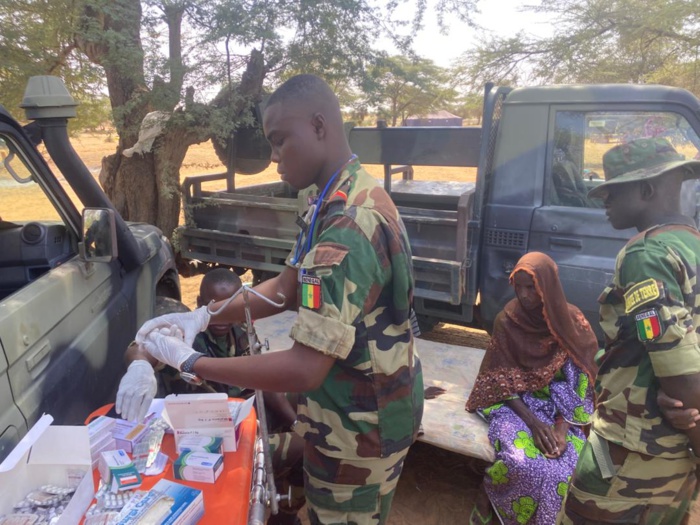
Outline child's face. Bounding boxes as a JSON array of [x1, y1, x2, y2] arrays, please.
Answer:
[[263, 101, 326, 190], [197, 281, 239, 337], [600, 182, 646, 230]]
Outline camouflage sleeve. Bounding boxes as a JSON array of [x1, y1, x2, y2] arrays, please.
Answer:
[[619, 240, 700, 378], [289, 215, 384, 359]]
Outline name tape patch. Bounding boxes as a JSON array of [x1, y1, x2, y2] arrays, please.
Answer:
[[624, 279, 661, 314]]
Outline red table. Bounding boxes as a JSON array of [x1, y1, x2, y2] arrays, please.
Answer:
[[85, 404, 257, 524]]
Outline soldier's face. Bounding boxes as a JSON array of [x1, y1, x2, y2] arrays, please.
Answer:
[[263, 101, 326, 190], [600, 182, 645, 230], [198, 281, 239, 337], [513, 271, 542, 312]]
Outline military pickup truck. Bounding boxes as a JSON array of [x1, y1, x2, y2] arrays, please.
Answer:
[[0, 77, 181, 462], [177, 83, 700, 338]]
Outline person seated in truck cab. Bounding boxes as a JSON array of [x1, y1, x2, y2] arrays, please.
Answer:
[[466, 252, 598, 525], [551, 129, 592, 208], [116, 268, 305, 525]]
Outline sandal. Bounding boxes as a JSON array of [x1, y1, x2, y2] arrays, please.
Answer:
[[469, 505, 493, 525]]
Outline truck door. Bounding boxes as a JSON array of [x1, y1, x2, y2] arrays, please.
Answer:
[[0, 129, 129, 461], [528, 107, 700, 339]]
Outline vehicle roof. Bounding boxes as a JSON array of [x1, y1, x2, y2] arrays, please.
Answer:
[[506, 84, 700, 110]]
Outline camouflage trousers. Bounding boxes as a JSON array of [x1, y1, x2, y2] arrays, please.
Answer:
[[269, 431, 306, 521], [303, 443, 410, 525], [557, 433, 697, 524]]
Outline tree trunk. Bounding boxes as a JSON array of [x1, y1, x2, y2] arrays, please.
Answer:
[[78, 1, 266, 239]]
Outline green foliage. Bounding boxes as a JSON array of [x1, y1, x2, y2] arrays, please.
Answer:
[[0, 0, 106, 122], [453, 0, 700, 97], [364, 55, 456, 126]]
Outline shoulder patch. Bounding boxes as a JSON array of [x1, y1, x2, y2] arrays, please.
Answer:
[[624, 279, 663, 314], [300, 273, 322, 309], [634, 308, 663, 342]]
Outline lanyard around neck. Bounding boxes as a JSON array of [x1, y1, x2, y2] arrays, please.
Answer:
[[291, 154, 357, 265]]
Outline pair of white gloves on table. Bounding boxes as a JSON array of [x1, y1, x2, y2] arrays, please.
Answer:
[[115, 307, 211, 422]]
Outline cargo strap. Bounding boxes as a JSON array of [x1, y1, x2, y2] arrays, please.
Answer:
[[589, 431, 616, 480]]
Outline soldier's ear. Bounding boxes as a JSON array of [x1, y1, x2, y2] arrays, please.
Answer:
[[640, 180, 655, 201], [311, 113, 327, 140]]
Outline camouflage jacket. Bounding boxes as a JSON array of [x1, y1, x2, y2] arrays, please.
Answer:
[[591, 221, 700, 458], [160, 326, 250, 398], [287, 159, 424, 459]]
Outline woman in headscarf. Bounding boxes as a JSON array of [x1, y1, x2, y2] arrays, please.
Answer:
[[466, 252, 598, 525]]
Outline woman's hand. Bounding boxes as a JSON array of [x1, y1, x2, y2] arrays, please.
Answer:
[[548, 420, 569, 459], [528, 418, 560, 457]]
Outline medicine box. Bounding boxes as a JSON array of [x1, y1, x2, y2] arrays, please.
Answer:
[[173, 451, 224, 484], [90, 433, 117, 470], [112, 419, 148, 453], [87, 415, 116, 444], [175, 435, 223, 455], [98, 449, 142, 492], [165, 393, 255, 453], [0, 414, 94, 524], [115, 479, 203, 525]]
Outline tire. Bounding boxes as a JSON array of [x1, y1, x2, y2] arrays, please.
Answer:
[[416, 315, 440, 335], [155, 296, 191, 316]]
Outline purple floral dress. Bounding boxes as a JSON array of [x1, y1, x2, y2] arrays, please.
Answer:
[[479, 358, 594, 525]]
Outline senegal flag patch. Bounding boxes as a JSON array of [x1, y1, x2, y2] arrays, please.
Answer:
[[301, 274, 322, 309], [635, 309, 663, 342]]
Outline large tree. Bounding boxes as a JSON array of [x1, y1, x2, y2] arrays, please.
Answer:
[[1, 0, 478, 240], [364, 55, 456, 126], [454, 0, 700, 94]]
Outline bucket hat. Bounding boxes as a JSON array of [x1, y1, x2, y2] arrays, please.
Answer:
[[588, 137, 700, 199]]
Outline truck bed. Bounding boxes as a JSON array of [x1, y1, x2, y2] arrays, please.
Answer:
[[179, 173, 475, 309]]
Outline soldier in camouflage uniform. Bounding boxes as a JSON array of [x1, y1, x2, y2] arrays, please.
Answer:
[[558, 138, 700, 524], [137, 74, 424, 525]]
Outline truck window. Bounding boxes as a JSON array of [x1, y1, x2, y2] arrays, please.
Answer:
[[0, 135, 76, 300], [549, 111, 700, 209], [0, 136, 64, 222]]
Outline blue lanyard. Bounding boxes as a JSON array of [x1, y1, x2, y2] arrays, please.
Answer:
[[291, 154, 357, 265]]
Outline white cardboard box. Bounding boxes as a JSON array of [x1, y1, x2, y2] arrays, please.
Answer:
[[0, 414, 94, 524], [164, 393, 255, 453]]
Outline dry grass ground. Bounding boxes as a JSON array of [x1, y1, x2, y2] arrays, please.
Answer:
[[11, 132, 700, 523]]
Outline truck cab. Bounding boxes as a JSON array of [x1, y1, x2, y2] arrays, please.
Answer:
[[0, 76, 181, 462]]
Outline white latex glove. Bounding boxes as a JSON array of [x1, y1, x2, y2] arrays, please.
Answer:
[[135, 306, 210, 347], [142, 331, 199, 371], [115, 360, 157, 422]]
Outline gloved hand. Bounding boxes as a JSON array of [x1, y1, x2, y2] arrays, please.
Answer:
[[135, 306, 210, 347], [115, 360, 157, 422], [142, 331, 199, 371]]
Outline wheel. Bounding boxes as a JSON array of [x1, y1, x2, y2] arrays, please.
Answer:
[[416, 315, 440, 335]]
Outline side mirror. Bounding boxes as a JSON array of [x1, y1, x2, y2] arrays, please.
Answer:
[[80, 208, 118, 263]]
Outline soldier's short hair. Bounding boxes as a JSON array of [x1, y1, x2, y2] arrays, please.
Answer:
[[201, 268, 242, 292], [267, 74, 340, 113]]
